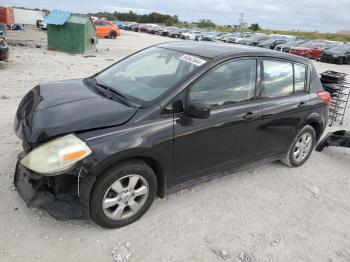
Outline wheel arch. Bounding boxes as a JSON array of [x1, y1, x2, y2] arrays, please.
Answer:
[[301, 112, 325, 141], [90, 154, 167, 198]]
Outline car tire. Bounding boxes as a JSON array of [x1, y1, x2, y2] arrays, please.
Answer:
[[281, 125, 316, 168], [337, 57, 344, 65], [108, 31, 117, 39], [90, 160, 157, 228]]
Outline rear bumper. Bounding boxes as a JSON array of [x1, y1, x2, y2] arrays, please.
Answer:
[[14, 153, 95, 220]]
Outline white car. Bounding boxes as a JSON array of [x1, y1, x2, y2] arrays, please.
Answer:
[[230, 33, 253, 44], [181, 31, 204, 40], [39, 20, 47, 30]]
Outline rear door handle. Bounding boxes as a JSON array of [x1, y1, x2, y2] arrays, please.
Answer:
[[243, 112, 259, 120]]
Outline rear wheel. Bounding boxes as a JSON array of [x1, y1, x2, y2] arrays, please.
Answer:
[[90, 160, 157, 228], [108, 31, 117, 39], [281, 125, 316, 167]]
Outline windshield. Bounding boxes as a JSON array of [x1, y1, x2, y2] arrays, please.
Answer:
[[95, 47, 207, 103]]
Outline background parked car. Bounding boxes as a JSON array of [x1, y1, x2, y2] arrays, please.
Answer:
[[256, 36, 294, 49], [219, 33, 236, 42], [94, 20, 121, 39], [198, 31, 224, 41], [147, 25, 161, 34], [124, 22, 138, 30], [227, 32, 253, 43], [169, 28, 188, 38], [0, 31, 9, 61], [130, 24, 140, 32], [289, 41, 333, 59], [181, 30, 204, 40], [114, 21, 127, 28], [239, 34, 269, 45], [274, 39, 308, 53], [320, 44, 350, 64]]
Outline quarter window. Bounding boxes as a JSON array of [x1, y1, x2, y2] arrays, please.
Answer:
[[189, 59, 257, 107], [262, 60, 294, 98], [294, 64, 306, 92]]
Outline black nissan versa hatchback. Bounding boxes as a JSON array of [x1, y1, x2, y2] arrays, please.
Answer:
[[14, 42, 330, 228]]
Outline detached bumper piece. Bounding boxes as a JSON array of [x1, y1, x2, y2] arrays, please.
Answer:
[[0, 45, 9, 61], [14, 161, 94, 220], [315, 130, 350, 152], [320, 71, 350, 126]]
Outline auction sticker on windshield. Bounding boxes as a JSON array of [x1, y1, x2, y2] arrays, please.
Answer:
[[179, 54, 207, 66]]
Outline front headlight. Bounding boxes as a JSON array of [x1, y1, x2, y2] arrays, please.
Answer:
[[20, 134, 92, 175]]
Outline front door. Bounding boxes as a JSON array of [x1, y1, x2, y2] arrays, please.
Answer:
[[172, 58, 261, 183]]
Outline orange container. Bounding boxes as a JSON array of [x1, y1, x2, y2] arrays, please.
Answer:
[[0, 7, 14, 24]]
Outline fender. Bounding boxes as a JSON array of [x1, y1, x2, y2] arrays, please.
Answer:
[[81, 118, 175, 196]]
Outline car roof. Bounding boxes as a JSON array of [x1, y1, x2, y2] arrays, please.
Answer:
[[156, 41, 310, 64]]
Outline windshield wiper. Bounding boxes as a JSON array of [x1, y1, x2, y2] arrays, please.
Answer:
[[92, 77, 140, 108]]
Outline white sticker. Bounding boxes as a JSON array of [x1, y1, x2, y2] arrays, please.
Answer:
[[179, 54, 207, 66]]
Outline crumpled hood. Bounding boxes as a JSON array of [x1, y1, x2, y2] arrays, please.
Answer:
[[14, 79, 137, 143]]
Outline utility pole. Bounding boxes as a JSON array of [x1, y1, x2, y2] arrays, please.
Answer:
[[239, 12, 244, 31]]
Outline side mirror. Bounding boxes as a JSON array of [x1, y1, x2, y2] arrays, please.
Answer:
[[184, 101, 211, 119]]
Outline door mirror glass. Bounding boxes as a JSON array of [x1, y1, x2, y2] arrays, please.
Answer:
[[184, 101, 211, 119]]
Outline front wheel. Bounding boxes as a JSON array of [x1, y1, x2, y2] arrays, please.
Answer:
[[90, 160, 157, 228], [281, 125, 316, 167]]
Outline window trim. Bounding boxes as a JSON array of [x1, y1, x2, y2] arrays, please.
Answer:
[[260, 58, 308, 100], [186, 57, 259, 109]]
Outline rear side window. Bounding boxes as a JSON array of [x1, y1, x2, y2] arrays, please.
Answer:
[[189, 59, 257, 107], [294, 64, 307, 92], [262, 60, 294, 98], [262, 60, 307, 98]]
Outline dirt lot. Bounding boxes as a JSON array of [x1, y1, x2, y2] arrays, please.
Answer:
[[0, 27, 350, 262]]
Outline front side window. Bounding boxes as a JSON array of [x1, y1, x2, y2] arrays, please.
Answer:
[[262, 60, 294, 98], [189, 59, 257, 107], [95, 47, 207, 103]]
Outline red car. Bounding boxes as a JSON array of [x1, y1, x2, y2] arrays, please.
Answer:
[[289, 42, 331, 59]]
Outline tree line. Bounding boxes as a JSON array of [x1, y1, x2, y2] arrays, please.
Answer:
[[88, 11, 180, 26]]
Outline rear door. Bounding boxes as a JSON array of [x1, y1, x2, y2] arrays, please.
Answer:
[[255, 59, 309, 158], [172, 58, 261, 183]]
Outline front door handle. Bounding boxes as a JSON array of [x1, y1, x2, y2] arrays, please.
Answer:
[[243, 112, 259, 120]]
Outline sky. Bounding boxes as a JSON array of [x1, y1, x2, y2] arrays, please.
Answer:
[[2, 0, 350, 32]]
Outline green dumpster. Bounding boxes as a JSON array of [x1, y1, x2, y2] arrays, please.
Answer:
[[47, 12, 97, 53]]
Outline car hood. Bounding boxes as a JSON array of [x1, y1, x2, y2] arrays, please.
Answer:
[[14, 79, 137, 144]]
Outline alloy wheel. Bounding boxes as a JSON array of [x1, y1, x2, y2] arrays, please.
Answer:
[[293, 133, 313, 162], [102, 174, 149, 220]]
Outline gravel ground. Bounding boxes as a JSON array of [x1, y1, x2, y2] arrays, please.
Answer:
[[0, 27, 350, 262]]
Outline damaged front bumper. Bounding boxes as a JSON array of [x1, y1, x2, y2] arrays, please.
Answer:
[[14, 153, 95, 220]]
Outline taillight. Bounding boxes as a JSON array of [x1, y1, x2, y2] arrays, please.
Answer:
[[317, 91, 331, 105]]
